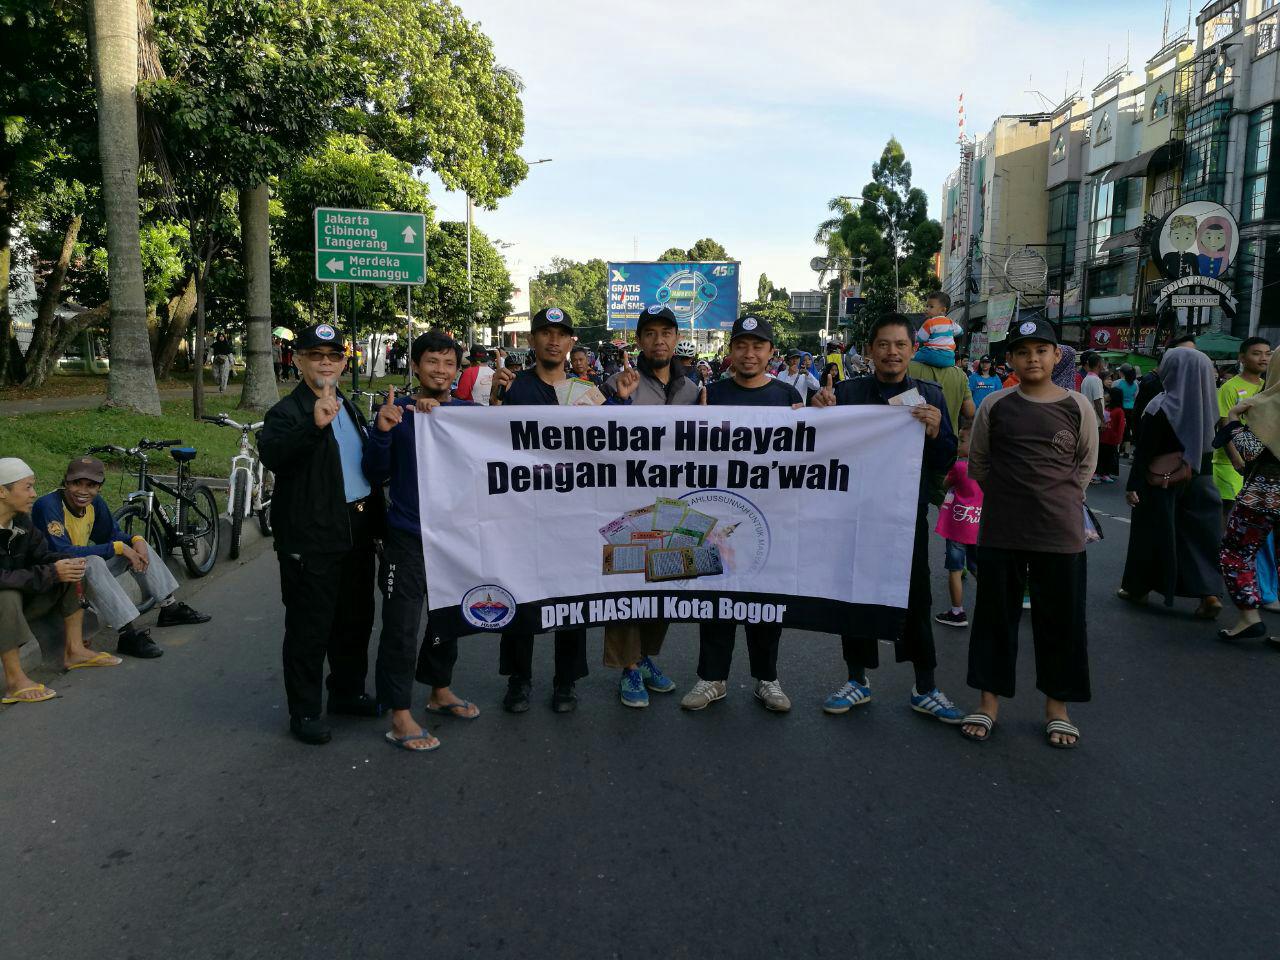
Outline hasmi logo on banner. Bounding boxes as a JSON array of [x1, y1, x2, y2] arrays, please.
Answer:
[[461, 585, 517, 630]]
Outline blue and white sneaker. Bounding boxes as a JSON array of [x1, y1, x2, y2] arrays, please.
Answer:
[[822, 677, 872, 715], [638, 656, 675, 693], [620, 668, 649, 708], [910, 687, 964, 724]]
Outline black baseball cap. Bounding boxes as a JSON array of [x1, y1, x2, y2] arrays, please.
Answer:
[[730, 315, 774, 344], [785, 350, 801, 360], [636, 304, 678, 332], [65, 456, 105, 484], [296, 323, 346, 352], [531, 306, 574, 334], [1003, 317, 1058, 349], [468, 344, 490, 361]]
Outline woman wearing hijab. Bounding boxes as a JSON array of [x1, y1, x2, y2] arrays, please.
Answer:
[[1051, 345, 1078, 391], [1119, 348, 1223, 617], [1216, 376, 1280, 643]]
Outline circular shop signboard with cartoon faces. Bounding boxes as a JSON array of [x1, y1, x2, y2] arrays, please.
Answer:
[[1150, 201, 1239, 282]]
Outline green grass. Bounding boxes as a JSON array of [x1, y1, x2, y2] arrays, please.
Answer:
[[0, 376, 409, 512], [0, 393, 253, 510]]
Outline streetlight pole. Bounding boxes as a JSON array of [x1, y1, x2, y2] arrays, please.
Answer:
[[464, 158, 553, 346]]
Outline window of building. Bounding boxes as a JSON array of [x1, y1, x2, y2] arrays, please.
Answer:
[[1259, 16, 1278, 56], [1088, 177, 1128, 260], [1132, 90, 1146, 121], [1086, 262, 1137, 299], [1182, 101, 1232, 202], [1243, 105, 1277, 223], [1202, 2, 1241, 47], [1051, 132, 1066, 163], [1231, 237, 1280, 338], [1047, 182, 1079, 283], [1151, 88, 1170, 120], [1096, 111, 1113, 143]]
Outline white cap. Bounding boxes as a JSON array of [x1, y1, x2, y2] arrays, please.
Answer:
[[0, 458, 34, 485]]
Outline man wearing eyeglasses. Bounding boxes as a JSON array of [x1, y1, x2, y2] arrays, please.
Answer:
[[260, 323, 387, 745]]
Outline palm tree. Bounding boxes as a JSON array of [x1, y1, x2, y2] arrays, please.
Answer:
[[90, 0, 161, 414]]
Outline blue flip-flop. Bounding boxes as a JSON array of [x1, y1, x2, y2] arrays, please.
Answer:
[[385, 730, 440, 752], [424, 700, 479, 720]]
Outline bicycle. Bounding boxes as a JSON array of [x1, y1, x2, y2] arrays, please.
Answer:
[[201, 412, 274, 559], [89, 439, 221, 609]]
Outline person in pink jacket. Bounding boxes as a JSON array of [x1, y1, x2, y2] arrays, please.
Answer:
[[934, 435, 984, 628]]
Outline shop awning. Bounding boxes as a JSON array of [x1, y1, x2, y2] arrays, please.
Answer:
[[1101, 141, 1182, 184], [1100, 228, 1143, 252]]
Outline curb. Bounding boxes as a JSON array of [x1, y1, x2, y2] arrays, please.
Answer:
[[16, 512, 273, 676]]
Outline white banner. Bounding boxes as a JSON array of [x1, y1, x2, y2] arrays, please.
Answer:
[[416, 405, 923, 635]]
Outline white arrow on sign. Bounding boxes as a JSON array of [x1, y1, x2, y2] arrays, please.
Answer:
[[401, 225, 417, 244], [326, 258, 345, 272]]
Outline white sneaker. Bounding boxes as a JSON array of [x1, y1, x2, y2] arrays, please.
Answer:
[[680, 679, 727, 711], [754, 679, 791, 713]]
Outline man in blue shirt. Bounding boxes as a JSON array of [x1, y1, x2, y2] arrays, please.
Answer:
[[260, 323, 386, 746], [364, 330, 478, 753], [32, 456, 209, 659]]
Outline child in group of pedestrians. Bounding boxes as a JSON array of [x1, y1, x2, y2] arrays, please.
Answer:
[[934, 436, 983, 628], [1093, 387, 1126, 484]]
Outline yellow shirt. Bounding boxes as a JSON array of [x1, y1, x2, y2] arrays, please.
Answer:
[[1213, 375, 1263, 501], [63, 502, 96, 548]]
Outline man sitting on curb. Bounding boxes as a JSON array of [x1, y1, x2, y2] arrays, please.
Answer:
[[1, 457, 117, 705], [31, 456, 210, 659]]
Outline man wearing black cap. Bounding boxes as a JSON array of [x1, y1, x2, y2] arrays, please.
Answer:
[[260, 322, 386, 745], [32, 456, 209, 659], [776, 349, 822, 404], [455, 344, 494, 405], [810, 313, 965, 724], [960, 317, 1097, 748], [490, 306, 640, 712], [599, 304, 698, 708], [680, 314, 803, 715]]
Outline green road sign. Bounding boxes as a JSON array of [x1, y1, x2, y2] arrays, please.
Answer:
[[314, 207, 426, 285]]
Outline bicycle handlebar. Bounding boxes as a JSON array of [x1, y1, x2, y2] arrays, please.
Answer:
[[202, 413, 263, 431], [140, 438, 182, 450], [87, 445, 127, 456]]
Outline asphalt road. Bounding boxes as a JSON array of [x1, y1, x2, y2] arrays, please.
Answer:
[[3, 473, 1278, 959]]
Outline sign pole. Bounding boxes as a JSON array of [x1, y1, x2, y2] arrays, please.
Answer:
[[332, 282, 338, 326], [405, 285, 414, 391], [350, 284, 359, 393]]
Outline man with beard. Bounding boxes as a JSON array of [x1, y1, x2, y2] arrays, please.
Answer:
[[600, 305, 698, 707], [490, 307, 640, 712], [365, 330, 480, 753]]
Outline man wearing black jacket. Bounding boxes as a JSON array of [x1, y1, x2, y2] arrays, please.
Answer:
[[811, 314, 965, 724], [260, 323, 386, 745]]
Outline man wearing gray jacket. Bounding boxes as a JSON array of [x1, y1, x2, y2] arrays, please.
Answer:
[[601, 305, 699, 707]]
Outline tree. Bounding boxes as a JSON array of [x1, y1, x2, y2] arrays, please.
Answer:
[[530, 258, 608, 342], [738, 297, 796, 348], [819, 138, 942, 319], [757, 273, 772, 302], [658, 239, 732, 262], [142, 0, 361, 418], [421, 222, 512, 336], [238, 183, 275, 410], [90, 0, 162, 412]]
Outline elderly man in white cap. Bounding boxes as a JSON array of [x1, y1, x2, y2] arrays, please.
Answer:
[[0, 458, 118, 705]]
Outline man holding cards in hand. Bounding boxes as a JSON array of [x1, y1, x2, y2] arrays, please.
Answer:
[[600, 304, 698, 708], [681, 314, 804, 714], [490, 306, 640, 713], [810, 314, 965, 724]]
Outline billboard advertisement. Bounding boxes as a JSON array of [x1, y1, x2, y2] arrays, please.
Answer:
[[607, 261, 741, 331]]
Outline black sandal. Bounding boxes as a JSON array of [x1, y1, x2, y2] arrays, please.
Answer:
[[1218, 622, 1267, 642], [959, 713, 995, 742], [1045, 719, 1080, 749]]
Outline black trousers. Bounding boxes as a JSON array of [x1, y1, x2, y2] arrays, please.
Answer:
[[840, 507, 936, 675], [499, 629, 588, 685], [375, 526, 458, 712], [696, 623, 781, 682], [278, 502, 376, 718], [967, 546, 1090, 702]]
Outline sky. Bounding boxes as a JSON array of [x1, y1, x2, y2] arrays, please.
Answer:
[[425, 0, 1178, 305]]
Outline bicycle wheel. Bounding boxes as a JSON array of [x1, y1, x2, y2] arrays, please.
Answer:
[[179, 483, 220, 577], [229, 468, 249, 560], [112, 503, 160, 614], [256, 468, 274, 538]]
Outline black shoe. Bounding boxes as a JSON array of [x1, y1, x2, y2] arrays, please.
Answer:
[[290, 716, 332, 745], [156, 601, 212, 628], [934, 610, 968, 628], [502, 678, 531, 713], [1218, 621, 1268, 642], [326, 692, 381, 717], [551, 682, 578, 713], [117, 628, 163, 659]]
